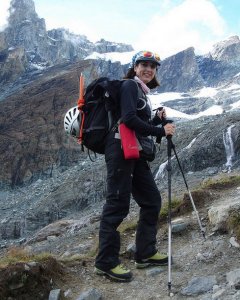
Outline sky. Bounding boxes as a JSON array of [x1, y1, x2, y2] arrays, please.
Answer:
[[0, 0, 240, 58]]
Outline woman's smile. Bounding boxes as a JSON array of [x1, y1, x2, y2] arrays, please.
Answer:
[[134, 62, 157, 84]]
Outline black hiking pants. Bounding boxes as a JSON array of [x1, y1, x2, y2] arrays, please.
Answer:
[[95, 133, 162, 271]]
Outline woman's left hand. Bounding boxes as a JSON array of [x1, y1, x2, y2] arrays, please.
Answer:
[[156, 108, 166, 120]]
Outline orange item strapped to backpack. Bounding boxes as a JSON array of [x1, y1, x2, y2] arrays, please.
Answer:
[[77, 73, 85, 144]]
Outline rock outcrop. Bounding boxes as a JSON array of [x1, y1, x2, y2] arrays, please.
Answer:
[[157, 47, 205, 92], [197, 36, 240, 86], [0, 46, 28, 84], [153, 112, 240, 180], [0, 59, 126, 186], [210, 35, 240, 63]]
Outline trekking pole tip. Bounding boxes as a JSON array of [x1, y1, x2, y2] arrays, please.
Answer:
[[168, 282, 172, 296], [202, 230, 206, 240]]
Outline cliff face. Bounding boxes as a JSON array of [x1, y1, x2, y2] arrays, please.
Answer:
[[0, 46, 28, 84], [4, 0, 133, 66], [197, 36, 240, 86], [157, 47, 204, 92], [0, 61, 86, 186], [157, 36, 240, 92], [0, 0, 133, 94], [0, 59, 126, 186]]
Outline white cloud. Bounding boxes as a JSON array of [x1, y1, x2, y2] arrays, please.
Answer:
[[0, 0, 11, 31], [134, 0, 228, 58]]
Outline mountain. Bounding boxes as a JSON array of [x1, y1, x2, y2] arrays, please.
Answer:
[[0, 2, 240, 299], [0, 0, 240, 188], [0, 0, 132, 98], [157, 47, 205, 92], [0, 0, 239, 242]]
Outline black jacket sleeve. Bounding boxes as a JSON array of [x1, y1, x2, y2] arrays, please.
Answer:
[[120, 80, 165, 137]]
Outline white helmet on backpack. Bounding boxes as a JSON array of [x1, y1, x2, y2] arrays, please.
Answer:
[[64, 106, 81, 138]]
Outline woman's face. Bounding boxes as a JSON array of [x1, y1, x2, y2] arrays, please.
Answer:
[[134, 61, 157, 84]]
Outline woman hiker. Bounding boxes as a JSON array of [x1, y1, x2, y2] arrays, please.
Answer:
[[95, 51, 176, 282]]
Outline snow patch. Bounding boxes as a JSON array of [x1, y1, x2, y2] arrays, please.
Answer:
[[149, 93, 223, 120], [155, 161, 168, 180], [234, 72, 240, 78], [21, 19, 31, 24], [85, 51, 135, 65], [195, 87, 218, 98], [30, 63, 46, 70], [195, 105, 223, 117], [162, 106, 195, 120], [185, 138, 197, 149], [61, 30, 88, 45], [230, 100, 240, 109], [223, 84, 240, 91], [149, 92, 185, 105], [48, 36, 58, 42]]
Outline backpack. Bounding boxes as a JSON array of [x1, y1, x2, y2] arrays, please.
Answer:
[[64, 77, 144, 158], [78, 77, 123, 155]]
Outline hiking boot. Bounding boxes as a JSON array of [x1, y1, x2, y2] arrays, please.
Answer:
[[135, 252, 169, 269], [95, 264, 133, 282]]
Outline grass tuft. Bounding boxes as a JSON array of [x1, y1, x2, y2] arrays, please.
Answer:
[[227, 210, 240, 242], [201, 175, 240, 190], [118, 219, 138, 233], [160, 197, 183, 218], [0, 246, 52, 268]]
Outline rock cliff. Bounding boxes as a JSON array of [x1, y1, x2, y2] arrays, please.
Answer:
[[157, 47, 204, 92], [0, 59, 126, 186]]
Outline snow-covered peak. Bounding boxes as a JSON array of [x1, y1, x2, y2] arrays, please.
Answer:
[[210, 35, 240, 61]]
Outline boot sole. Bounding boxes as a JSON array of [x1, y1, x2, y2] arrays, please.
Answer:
[[95, 268, 132, 282], [135, 261, 168, 269]]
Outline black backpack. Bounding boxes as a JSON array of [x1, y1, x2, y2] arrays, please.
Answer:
[[79, 77, 123, 155]]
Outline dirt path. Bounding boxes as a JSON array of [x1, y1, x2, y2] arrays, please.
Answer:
[[0, 173, 240, 300], [57, 182, 240, 300]]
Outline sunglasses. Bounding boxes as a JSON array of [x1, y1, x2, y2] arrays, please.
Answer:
[[142, 51, 161, 62]]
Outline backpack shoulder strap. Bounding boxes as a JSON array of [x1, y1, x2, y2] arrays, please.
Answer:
[[125, 79, 147, 111], [123, 78, 146, 97]]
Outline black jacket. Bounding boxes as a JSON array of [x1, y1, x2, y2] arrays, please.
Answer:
[[120, 79, 165, 138]]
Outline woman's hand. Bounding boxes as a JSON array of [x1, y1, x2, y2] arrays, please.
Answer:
[[164, 123, 176, 136], [156, 108, 166, 120]]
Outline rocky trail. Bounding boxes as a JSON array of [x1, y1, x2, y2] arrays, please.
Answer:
[[0, 170, 240, 300]]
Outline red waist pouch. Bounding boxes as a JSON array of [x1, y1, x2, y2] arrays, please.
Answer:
[[119, 123, 140, 159]]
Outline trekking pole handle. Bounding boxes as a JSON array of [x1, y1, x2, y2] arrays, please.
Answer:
[[155, 107, 164, 144], [154, 107, 174, 143]]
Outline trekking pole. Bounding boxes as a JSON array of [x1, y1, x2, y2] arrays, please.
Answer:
[[166, 135, 173, 296], [169, 138, 206, 240]]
